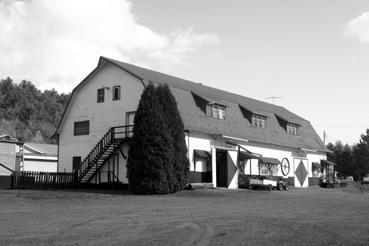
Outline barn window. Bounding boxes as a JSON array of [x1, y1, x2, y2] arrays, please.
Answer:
[[74, 121, 89, 136], [211, 104, 225, 120], [97, 88, 105, 103], [113, 86, 121, 101], [287, 123, 298, 135], [270, 165, 279, 175], [252, 114, 266, 128], [260, 164, 269, 175]]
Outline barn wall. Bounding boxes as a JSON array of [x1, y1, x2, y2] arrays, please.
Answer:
[[186, 132, 212, 183], [240, 143, 327, 185], [187, 132, 212, 171], [240, 143, 293, 178], [93, 143, 129, 184], [58, 62, 144, 172], [185, 133, 327, 188]]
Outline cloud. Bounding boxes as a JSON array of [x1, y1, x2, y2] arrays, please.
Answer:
[[0, 0, 220, 92], [149, 28, 220, 67], [344, 11, 369, 43]]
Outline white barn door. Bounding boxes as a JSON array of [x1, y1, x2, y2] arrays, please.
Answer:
[[294, 158, 308, 188]]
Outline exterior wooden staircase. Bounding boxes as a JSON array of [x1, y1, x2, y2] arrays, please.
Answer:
[[78, 125, 133, 183]]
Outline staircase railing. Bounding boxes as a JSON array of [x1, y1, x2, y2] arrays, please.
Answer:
[[78, 125, 134, 179]]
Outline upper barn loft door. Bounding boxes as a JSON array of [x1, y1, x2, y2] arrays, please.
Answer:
[[294, 158, 309, 188]]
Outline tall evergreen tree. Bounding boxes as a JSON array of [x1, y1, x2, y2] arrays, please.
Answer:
[[127, 83, 173, 194], [157, 85, 189, 192], [156, 84, 190, 192]]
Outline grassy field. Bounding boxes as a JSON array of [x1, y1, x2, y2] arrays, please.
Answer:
[[1, 187, 369, 246]]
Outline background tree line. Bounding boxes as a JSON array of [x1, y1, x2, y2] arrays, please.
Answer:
[[327, 129, 369, 181], [0, 77, 70, 143]]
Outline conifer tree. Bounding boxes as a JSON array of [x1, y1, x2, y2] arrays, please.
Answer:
[[353, 129, 369, 180], [127, 83, 173, 194], [156, 84, 189, 192]]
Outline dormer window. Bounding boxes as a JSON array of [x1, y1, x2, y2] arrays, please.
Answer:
[[287, 123, 298, 135], [252, 114, 266, 128], [211, 104, 225, 120], [275, 114, 300, 136], [239, 105, 267, 127], [191, 92, 226, 119]]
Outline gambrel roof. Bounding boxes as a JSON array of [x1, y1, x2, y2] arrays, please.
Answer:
[[56, 56, 327, 152], [103, 57, 326, 152]]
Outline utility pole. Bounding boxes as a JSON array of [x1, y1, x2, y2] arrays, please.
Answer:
[[323, 131, 327, 145], [265, 96, 283, 105]]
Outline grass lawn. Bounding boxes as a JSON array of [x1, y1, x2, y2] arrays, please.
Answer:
[[1, 187, 369, 246]]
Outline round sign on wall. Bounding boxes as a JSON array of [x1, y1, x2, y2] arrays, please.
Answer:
[[281, 158, 290, 176]]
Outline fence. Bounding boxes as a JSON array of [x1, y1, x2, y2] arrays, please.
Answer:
[[12, 171, 78, 189]]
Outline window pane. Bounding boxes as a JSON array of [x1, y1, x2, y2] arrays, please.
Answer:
[[252, 115, 266, 128], [212, 106, 218, 118], [113, 86, 120, 100], [287, 124, 298, 135], [74, 121, 89, 136], [97, 88, 104, 103], [260, 164, 269, 175], [218, 107, 225, 119]]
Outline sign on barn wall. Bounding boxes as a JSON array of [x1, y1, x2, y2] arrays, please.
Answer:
[[292, 149, 307, 158], [294, 158, 309, 188]]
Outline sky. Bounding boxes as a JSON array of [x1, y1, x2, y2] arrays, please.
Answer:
[[1, 0, 369, 145]]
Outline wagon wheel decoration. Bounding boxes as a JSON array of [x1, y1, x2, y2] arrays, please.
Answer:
[[281, 158, 290, 176]]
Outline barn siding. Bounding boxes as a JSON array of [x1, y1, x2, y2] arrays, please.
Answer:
[[58, 62, 144, 172]]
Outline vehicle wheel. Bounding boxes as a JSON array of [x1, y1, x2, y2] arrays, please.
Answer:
[[267, 184, 272, 191], [283, 183, 288, 190]]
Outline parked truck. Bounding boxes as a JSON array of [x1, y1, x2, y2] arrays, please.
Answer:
[[248, 177, 288, 191]]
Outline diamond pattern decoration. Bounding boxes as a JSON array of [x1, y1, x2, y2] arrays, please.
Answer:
[[296, 160, 308, 186]]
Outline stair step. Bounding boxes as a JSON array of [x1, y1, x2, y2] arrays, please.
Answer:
[[78, 128, 128, 183]]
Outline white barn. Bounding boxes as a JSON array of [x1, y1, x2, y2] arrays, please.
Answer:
[[55, 56, 328, 188]]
